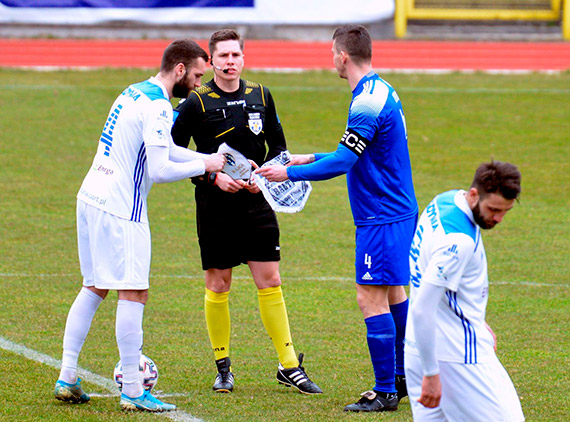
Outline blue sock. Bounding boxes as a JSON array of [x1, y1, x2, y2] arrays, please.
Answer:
[[390, 298, 409, 376], [365, 313, 396, 394]]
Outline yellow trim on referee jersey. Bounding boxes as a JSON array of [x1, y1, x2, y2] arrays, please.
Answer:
[[191, 91, 205, 113], [215, 127, 235, 138], [260, 84, 266, 107]]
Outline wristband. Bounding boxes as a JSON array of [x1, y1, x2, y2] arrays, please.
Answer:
[[207, 172, 218, 185]]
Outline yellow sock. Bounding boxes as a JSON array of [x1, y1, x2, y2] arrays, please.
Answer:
[[205, 288, 230, 361], [257, 286, 298, 368]]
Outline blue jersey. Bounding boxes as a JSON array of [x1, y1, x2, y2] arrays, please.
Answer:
[[346, 72, 417, 225], [288, 71, 417, 226]]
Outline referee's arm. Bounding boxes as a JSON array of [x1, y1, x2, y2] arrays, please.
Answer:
[[263, 89, 287, 162], [171, 94, 199, 149]]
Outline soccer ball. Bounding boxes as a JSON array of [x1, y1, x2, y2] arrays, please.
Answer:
[[113, 354, 159, 392]]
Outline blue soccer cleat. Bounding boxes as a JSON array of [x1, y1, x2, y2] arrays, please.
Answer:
[[54, 378, 90, 404], [120, 390, 177, 412]]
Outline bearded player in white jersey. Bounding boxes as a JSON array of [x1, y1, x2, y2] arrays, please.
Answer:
[[53, 39, 225, 412], [405, 160, 524, 422]]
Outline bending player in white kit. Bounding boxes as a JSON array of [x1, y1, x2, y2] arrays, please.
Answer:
[[53, 39, 225, 412], [405, 160, 525, 422]]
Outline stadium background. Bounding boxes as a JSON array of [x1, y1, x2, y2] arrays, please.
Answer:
[[1, 1, 569, 422], [1, 0, 569, 69]]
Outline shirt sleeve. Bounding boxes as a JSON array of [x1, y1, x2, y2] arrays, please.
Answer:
[[146, 144, 206, 183], [347, 93, 382, 143], [168, 139, 208, 163], [287, 143, 358, 181], [410, 281, 446, 376], [171, 93, 201, 149], [422, 233, 475, 292], [144, 99, 174, 149]]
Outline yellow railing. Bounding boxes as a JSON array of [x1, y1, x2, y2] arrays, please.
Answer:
[[395, 0, 569, 40]]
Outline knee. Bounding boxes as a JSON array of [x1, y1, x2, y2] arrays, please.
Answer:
[[86, 286, 108, 300], [205, 271, 232, 293], [118, 289, 148, 304]]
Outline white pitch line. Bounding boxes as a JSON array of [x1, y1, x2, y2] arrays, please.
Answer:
[[0, 336, 204, 422], [2, 84, 570, 95], [1, 272, 569, 288]]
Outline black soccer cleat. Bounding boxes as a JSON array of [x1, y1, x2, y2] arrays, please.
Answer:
[[213, 357, 234, 393], [344, 390, 398, 412], [395, 374, 408, 401], [276, 353, 322, 395]]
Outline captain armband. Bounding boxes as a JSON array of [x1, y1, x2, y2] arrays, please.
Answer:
[[339, 128, 369, 156]]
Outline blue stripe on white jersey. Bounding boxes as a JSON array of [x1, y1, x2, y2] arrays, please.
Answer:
[[78, 77, 172, 224], [446, 290, 477, 364], [131, 143, 146, 222], [405, 190, 494, 365], [127, 80, 166, 222]]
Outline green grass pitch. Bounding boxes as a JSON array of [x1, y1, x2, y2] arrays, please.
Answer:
[[0, 68, 569, 421]]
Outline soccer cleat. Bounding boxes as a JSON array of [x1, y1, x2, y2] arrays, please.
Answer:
[[276, 353, 322, 395], [344, 390, 398, 412], [54, 378, 90, 404], [120, 390, 176, 412], [396, 374, 408, 401], [213, 357, 234, 393]]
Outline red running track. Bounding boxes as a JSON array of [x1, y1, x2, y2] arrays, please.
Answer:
[[1, 38, 569, 71]]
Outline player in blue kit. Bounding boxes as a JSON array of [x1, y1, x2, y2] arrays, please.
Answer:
[[53, 39, 225, 412], [405, 161, 524, 421], [256, 24, 417, 412]]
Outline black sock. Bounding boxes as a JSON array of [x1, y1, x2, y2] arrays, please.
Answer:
[[374, 390, 397, 400]]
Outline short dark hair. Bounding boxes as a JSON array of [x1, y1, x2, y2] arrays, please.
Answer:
[[209, 29, 244, 56], [470, 160, 521, 200], [332, 24, 372, 65], [160, 39, 208, 73]]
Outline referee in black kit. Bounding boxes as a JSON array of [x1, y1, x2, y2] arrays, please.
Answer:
[[171, 29, 321, 396]]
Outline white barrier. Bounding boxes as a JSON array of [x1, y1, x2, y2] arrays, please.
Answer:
[[0, 0, 393, 25]]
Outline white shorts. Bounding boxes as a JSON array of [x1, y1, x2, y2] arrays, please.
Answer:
[[405, 352, 524, 422], [77, 200, 151, 290]]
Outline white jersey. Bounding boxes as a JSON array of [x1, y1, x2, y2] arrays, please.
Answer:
[[78, 77, 175, 223], [405, 190, 495, 364]]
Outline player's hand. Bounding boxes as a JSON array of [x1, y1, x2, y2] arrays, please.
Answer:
[[418, 374, 442, 409], [244, 178, 260, 193], [255, 165, 289, 182], [243, 160, 261, 193], [204, 153, 226, 173], [215, 172, 246, 193], [288, 154, 314, 166], [485, 321, 497, 352]]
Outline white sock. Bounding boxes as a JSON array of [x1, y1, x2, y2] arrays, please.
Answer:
[[116, 299, 145, 398], [59, 288, 104, 384]]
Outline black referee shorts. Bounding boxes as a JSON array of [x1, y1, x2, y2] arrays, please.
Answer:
[[195, 185, 281, 270]]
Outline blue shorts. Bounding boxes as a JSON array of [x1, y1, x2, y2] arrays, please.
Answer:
[[355, 215, 417, 286]]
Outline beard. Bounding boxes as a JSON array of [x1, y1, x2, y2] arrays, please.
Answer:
[[172, 72, 191, 98], [472, 200, 496, 229]]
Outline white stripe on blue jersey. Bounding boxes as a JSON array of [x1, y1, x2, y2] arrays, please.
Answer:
[[78, 77, 174, 223], [405, 190, 495, 364]]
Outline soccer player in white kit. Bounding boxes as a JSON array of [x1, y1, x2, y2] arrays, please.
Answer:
[[404, 160, 525, 421], [53, 39, 225, 412]]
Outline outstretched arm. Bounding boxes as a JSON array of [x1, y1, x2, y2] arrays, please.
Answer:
[[256, 144, 358, 182], [147, 145, 225, 184]]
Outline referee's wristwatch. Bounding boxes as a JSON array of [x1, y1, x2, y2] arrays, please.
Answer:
[[207, 172, 218, 185]]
